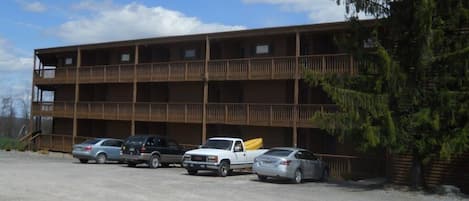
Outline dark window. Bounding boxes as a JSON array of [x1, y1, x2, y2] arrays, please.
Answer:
[[121, 53, 130, 62], [125, 136, 146, 145], [201, 140, 233, 150], [167, 140, 178, 149], [264, 149, 293, 157], [102, 140, 123, 147], [184, 49, 196, 59], [295, 151, 317, 160], [155, 137, 167, 147], [255, 44, 270, 54], [234, 141, 244, 152], [65, 57, 73, 65], [145, 137, 155, 146]]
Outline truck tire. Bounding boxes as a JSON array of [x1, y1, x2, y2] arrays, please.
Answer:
[[187, 169, 197, 175], [218, 161, 230, 177], [148, 155, 160, 169]]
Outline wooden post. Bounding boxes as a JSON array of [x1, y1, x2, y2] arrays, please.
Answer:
[[202, 36, 210, 144], [131, 45, 139, 136], [72, 48, 81, 145], [29, 52, 37, 135], [293, 31, 300, 147], [349, 55, 354, 75]]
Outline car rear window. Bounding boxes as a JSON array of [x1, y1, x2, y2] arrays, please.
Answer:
[[81, 139, 100, 145], [264, 149, 293, 157]]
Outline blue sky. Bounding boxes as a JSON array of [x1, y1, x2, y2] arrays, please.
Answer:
[[0, 0, 363, 111]]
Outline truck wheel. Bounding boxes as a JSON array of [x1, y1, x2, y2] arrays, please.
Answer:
[[257, 175, 267, 181], [218, 161, 230, 177], [127, 162, 137, 167], [293, 169, 303, 184], [96, 153, 106, 164], [187, 169, 197, 175], [79, 159, 88, 164], [148, 155, 160, 169]]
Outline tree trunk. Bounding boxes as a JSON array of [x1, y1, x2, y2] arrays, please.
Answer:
[[410, 149, 425, 189]]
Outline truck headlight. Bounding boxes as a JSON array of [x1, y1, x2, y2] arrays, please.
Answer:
[[207, 155, 218, 163], [183, 154, 191, 161]]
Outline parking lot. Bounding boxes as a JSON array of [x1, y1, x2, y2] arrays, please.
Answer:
[[0, 151, 465, 201]]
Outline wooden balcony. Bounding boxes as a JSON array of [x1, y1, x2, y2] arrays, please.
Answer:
[[78, 64, 134, 83], [33, 68, 76, 85], [32, 102, 337, 128], [136, 61, 205, 82], [31, 102, 75, 118], [33, 54, 356, 85]]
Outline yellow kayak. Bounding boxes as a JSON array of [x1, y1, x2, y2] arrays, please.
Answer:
[[245, 138, 263, 150]]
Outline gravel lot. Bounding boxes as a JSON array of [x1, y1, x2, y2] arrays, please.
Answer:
[[0, 150, 466, 201]]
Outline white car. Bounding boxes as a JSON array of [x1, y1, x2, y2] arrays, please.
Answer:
[[182, 137, 268, 177]]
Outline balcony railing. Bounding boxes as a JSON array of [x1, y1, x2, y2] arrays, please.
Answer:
[[32, 102, 337, 128], [136, 61, 205, 82], [79, 64, 134, 83], [34, 68, 76, 84], [33, 54, 356, 84], [31, 102, 75, 118]]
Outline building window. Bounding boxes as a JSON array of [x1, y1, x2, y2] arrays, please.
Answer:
[[184, 49, 196, 58], [121, 53, 130, 62], [255, 44, 270, 54], [65, 57, 73, 65]]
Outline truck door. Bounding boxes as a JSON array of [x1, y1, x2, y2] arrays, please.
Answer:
[[233, 140, 248, 165]]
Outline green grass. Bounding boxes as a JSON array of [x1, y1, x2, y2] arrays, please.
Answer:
[[0, 137, 26, 151]]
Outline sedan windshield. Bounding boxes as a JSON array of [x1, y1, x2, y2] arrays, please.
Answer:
[[201, 140, 233, 150]]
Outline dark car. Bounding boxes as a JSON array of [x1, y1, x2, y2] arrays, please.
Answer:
[[72, 138, 124, 164], [121, 135, 186, 168]]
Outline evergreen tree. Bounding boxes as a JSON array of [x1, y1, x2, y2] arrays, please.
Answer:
[[306, 0, 469, 188]]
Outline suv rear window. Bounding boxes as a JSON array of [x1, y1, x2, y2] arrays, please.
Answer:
[[125, 136, 148, 145], [264, 149, 293, 157], [81, 139, 100, 145]]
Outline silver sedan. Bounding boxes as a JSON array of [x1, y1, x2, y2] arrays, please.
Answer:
[[252, 147, 329, 183]]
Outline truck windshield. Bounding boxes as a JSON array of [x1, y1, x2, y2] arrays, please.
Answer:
[[201, 140, 233, 150]]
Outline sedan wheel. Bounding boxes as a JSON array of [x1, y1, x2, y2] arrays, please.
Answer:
[[293, 169, 303, 184], [79, 159, 88, 164], [148, 155, 160, 169], [96, 154, 106, 164]]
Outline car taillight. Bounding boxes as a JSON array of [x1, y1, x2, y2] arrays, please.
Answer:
[[279, 160, 291, 166], [84, 145, 92, 151], [140, 146, 146, 152]]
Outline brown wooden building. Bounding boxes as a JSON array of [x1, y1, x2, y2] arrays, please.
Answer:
[[30, 21, 389, 179]]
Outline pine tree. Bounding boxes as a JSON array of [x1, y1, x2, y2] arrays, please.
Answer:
[[306, 0, 469, 188]]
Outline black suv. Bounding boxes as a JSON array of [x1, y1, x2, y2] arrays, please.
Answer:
[[121, 135, 186, 168]]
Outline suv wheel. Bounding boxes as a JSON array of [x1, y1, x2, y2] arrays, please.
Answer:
[[96, 153, 106, 164], [218, 161, 230, 177], [148, 155, 160, 169], [187, 169, 197, 175]]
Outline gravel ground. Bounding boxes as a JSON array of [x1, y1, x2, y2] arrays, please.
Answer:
[[0, 150, 467, 201]]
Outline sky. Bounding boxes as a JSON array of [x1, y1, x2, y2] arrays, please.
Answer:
[[0, 0, 367, 111]]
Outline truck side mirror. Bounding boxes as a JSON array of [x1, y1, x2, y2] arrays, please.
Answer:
[[198, 145, 203, 149]]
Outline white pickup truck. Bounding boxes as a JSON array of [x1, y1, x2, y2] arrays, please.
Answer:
[[182, 137, 268, 177]]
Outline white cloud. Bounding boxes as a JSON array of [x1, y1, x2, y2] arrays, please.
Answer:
[[56, 3, 246, 44], [0, 38, 32, 72], [18, 1, 47, 13], [242, 0, 370, 23], [0, 37, 32, 106]]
